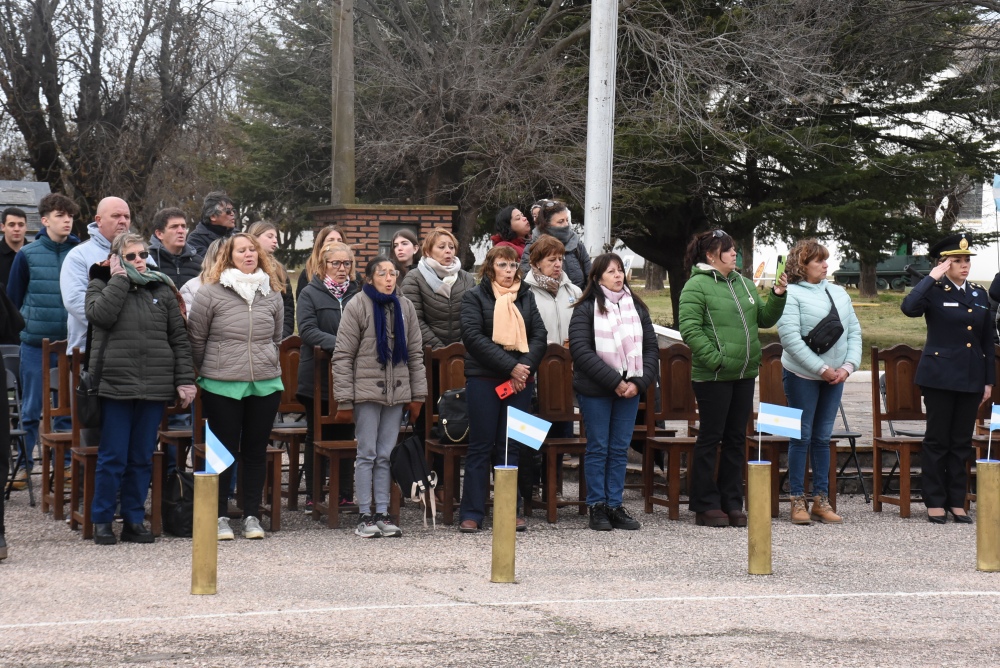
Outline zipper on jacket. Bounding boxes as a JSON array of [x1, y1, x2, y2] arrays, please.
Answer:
[[247, 300, 254, 382], [725, 275, 752, 377]]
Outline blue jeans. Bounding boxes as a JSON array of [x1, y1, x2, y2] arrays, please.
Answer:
[[92, 398, 166, 524], [459, 377, 533, 525], [18, 343, 71, 471], [782, 370, 844, 497], [577, 393, 640, 508]]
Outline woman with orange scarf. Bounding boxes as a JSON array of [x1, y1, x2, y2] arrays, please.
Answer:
[[457, 245, 548, 532]]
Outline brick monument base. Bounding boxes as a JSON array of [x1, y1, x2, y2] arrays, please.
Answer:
[[309, 204, 458, 264]]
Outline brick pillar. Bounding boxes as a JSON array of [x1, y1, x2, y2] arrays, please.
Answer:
[[308, 204, 458, 264]]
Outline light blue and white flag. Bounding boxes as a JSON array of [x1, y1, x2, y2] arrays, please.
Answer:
[[990, 404, 1000, 431], [757, 403, 802, 439], [507, 407, 552, 451], [993, 174, 1000, 211], [204, 421, 235, 474]]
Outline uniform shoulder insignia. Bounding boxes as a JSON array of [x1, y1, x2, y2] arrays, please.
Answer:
[[943, 284, 951, 291]]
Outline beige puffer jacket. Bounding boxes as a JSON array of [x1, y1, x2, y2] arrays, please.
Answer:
[[187, 280, 283, 382], [332, 290, 427, 408]]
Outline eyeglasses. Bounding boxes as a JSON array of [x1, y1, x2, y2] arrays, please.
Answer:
[[326, 260, 353, 268], [124, 251, 149, 261], [375, 269, 400, 278], [712, 229, 726, 238], [494, 261, 517, 270], [220, 208, 235, 215]]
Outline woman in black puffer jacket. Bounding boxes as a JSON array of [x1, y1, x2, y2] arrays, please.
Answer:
[[457, 245, 547, 532], [85, 232, 195, 546], [569, 253, 658, 532], [296, 241, 360, 508]]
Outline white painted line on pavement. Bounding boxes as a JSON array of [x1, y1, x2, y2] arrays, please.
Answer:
[[4, 590, 1000, 631]]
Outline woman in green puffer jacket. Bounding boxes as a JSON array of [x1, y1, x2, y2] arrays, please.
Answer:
[[678, 229, 786, 527]]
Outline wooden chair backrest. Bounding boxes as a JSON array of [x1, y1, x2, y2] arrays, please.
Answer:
[[70, 347, 85, 446], [313, 347, 351, 429], [275, 335, 305, 414], [536, 343, 581, 424], [423, 343, 466, 440], [645, 343, 698, 429], [977, 344, 1000, 422], [41, 339, 71, 431], [758, 342, 787, 406], [871, 344, 924, 438]]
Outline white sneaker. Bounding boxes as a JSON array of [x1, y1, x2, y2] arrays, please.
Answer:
[[375, 513, 402, 538], [243, 516, 265, 539], [217, 517, 234, 541]]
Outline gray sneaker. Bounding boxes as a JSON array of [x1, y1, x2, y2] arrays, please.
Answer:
[[355, 513, 381, 538], [375, 513, 402, 537], [243, 516, 265, 539], [217, 517, 234, 541]]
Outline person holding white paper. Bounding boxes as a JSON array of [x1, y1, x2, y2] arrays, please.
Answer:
[[568, 253, 659, 531]]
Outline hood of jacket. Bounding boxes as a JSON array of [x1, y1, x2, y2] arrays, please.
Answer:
[[31, 226, 81, 247], [149, 235, 200, 260], [529, 225, 581, 252], [83, 222, 114, 251]]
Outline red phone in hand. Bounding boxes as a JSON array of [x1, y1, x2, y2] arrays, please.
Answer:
[[496, 380, 515, 399]]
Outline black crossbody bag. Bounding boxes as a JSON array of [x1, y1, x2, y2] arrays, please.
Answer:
[[75, 322, 109, 429], [803, 289, 844, 355]]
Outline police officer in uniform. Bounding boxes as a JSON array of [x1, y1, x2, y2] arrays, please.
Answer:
[[901, 233, 994, 524]]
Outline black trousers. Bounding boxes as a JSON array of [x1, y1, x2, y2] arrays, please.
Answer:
[[297, 394, 354, 501], [689, 378, 755, 513], [920, 386, 980, 509], [202, 389, 281, 518], [0, 364, 8, 536]]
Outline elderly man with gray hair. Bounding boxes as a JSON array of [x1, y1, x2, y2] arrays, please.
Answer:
[[187, 191, 236, 256]]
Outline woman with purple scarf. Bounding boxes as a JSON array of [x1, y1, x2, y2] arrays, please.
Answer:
[[568, 253, 659, 531]]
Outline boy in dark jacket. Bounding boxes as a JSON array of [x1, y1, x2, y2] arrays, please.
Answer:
[[5, 193, 80, 478]]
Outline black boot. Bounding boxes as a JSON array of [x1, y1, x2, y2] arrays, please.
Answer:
[[608, 505, 641, 530], [121, 522, 155, 544], [94, 523, 117, 545], [589, 503, 612, 531]]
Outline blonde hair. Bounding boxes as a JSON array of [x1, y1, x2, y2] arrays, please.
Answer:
[[205, 233, 286, 292], [306, 226, 344, 280], [246, 221, 279, 248], [421, 227, 458, 258], [111, 232, 147, 256], [197, 238, 225, 282], [320, 242, 355, 277]]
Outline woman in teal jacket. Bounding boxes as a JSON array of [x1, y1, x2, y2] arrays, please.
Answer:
[[678, 230, 786, 527], [777, 239, 861, 526]]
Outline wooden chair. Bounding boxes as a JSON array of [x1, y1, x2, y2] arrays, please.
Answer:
[[269, 336, 308, 510], [535, 344, 588, 523], [643, 343, 698, 519], [969, 345, 1000, 504], [40, 339, 74, 520], [752, 342, 838, 517], [422, 343, 468, 525], [158, 397, 195, 474], [871, 344, 925, 517]]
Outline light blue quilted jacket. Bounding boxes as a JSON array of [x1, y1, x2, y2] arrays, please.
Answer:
[[776, 280, 862, 379]]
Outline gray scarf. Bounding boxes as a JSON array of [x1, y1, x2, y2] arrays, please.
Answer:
[[417, 256, 461, 297]]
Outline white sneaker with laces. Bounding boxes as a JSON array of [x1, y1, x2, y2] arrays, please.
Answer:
[[217, 517, 234, 541], [243, 516, 265, 539]]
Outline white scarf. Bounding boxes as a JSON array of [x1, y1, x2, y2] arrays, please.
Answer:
[[417, 256, 461, 297], [220, 267, 271, 305], [593, 286, 644, 378]]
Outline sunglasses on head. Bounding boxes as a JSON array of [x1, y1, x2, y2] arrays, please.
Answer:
[[124, 251, 149, 261]]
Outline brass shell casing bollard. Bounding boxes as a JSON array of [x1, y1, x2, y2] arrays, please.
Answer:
[[747, 461, 772, 575], [491, 466, 518, 583], [977, 460, 1000, 572], [191, 472, 219, 595]]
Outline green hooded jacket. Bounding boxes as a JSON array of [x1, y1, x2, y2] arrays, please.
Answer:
[[678, 264, 786, 382]]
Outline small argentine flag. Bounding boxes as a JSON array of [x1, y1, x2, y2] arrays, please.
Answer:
[[507, 407, 552, 451], [990, 404, 1000, 431], [758, 403, 803, 439], [993, 174, 1000, 211], [204, 421, 235, 474]]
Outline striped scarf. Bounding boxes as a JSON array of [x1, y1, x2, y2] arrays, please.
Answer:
[[594, 285, 643, 378]]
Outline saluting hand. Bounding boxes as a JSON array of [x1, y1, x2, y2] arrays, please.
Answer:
[[929, 257, 952, 280]]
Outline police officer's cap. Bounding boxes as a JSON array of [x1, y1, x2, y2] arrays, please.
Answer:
[[928, 233, 976, 259]]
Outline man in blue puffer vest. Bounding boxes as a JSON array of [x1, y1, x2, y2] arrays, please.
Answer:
[[6, 193, 81, 476]]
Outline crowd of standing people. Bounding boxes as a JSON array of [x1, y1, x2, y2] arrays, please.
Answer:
[[0, 188, 995, 562]]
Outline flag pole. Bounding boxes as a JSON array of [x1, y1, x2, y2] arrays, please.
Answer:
[[989, 427, 993, 462], [757, 403, 763, 462]]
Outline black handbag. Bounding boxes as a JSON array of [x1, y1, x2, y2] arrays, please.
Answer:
[[431, 388, 469, 444], [803, 289, 845, 355], [75, 322, 109, 429], [162, 470, 195, 537]]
